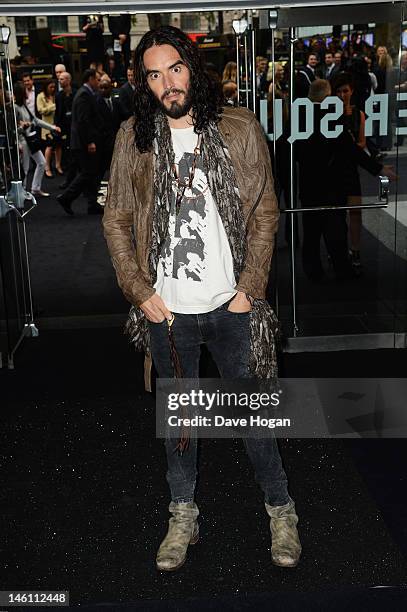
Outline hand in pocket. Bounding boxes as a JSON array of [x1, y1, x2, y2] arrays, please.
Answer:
[[227, 291, 252, 313]]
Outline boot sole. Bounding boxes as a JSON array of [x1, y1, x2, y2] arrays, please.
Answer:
[[272, 557, 300, 568], [156, 531, 199, 572]]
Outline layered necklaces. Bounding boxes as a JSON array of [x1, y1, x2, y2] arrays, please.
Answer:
[[171, 131, 203, 217]]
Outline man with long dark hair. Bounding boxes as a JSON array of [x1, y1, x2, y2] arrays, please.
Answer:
[[103, 26, 301, 572]]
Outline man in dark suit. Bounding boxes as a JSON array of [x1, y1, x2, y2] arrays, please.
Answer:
[[256, 55, 269, 96], [321, 52, 336, 80], [332, 50, 344, 77], [295, 52, 318, 98], [57, 69, 104, 215], [118, 67, 135, 120], [55, 71, 77, 188], [97, 74, 121, 183]]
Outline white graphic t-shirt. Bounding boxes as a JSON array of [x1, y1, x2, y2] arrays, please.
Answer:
[[154, 126, 237, 314]]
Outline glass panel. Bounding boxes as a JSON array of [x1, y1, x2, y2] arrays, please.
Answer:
[[265, 5, 403, 340], [395, 10, 407, 339], [2, 6, 405, 356], [161, 14, 172, 27], [47, 16, 69, 33], [181, 13, 201, 32], [14, 17, 36, 34]]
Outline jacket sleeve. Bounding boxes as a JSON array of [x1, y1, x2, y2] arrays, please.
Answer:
[[103, 125, 155, 307], [15, 105, 25, 135], [32, 115, 55, 132], [36, 93, 55, 119], [36, 93, 46, 116], [235, 115, 280, 299]]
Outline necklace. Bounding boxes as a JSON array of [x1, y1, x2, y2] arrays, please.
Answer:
[[171, 132, 202, 216]]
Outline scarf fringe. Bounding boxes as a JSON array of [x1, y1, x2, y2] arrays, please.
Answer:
[[248, 299, 281, 381], [125, 306, 150, 356]]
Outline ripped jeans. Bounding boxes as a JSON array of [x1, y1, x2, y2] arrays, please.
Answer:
[[148, 300, 291, 507]]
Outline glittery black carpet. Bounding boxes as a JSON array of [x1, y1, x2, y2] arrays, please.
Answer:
[[2, 332, 407, 610]]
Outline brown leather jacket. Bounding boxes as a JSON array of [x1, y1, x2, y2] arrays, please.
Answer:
[[103, 106, 279, 307]]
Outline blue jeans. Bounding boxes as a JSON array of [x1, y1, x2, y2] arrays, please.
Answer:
[[149, 300, 291, 507]]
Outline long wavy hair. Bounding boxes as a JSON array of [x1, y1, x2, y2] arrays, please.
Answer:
[[222, 61, 237, 83], [14, 82, 27, 107], [133, 26, 223, 152]]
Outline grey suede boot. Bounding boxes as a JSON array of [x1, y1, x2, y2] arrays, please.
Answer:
[[156, 501, 199, 571], [265, 499, 302, 567]]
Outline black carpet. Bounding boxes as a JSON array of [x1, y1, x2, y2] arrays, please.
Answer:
[[2, 332, 407, 609]]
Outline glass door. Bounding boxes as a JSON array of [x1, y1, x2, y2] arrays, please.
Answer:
[[395, 3, 407, 345], [257, 2, 405, 349]]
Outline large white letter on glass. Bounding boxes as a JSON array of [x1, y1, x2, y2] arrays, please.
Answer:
[[320, 96, 344, 139], [396, 92, 407, 136], [365, 94, 388, 137], [259, 98, 283, 141], [288, 98, 314, 144]]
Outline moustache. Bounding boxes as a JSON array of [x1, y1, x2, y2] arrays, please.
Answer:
[[162, 88, 185, 101]]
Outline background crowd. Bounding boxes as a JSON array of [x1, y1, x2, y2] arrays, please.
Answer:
[[13, 62, 135, 212]]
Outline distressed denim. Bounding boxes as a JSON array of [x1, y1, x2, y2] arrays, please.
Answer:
[[149, 300, 290, 506]]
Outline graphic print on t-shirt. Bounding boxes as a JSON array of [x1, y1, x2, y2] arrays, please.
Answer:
[[154, 126, 236, 314], [160, 151, 209, 282]]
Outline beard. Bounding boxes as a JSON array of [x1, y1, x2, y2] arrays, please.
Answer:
[[157, 87, 193, 119]]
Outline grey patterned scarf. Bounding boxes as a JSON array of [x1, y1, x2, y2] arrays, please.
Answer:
[[126, 111, 280, 381]]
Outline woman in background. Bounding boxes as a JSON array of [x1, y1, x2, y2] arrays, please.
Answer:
[[222, 61, 237, 83], [332, 72, 366, 275], [14, 82, 60, 197], [374, 45, 394, 151], [37, 79, 63, 178]]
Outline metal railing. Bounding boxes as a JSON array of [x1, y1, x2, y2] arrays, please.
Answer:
[[0, 37, 38, 369]]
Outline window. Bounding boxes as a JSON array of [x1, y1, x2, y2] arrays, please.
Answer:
[[47, 16, 68, 33], [181, 13, 200, 31], [15, 17, 36, 34], [161, 14, 172, 27]]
